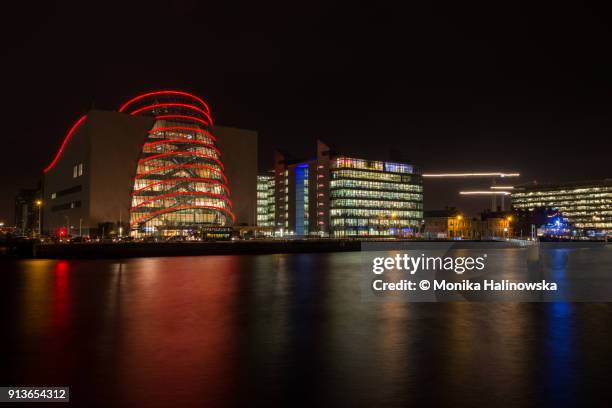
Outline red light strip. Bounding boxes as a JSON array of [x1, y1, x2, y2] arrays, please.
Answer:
[[130, 205, 235, 226], [130, 191, 232, 211], [143, 139, 221, 157], [155, 114, 211, 127], [148, 126, 216, 141], [119, 90, 210, 114], [132, 177, 230, 196], [130, 103, 214, 126], [138, 151, 224, 170], [135, 164, 227, 183], [44, 115, 88, 173]]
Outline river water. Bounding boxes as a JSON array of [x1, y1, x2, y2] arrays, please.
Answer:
[[1, 251, 612, 406]]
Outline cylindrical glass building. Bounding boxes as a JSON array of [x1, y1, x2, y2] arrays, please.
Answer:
[[120, 91, 234, 238]]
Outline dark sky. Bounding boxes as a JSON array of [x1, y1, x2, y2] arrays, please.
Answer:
[[2, 0, 611, 221]]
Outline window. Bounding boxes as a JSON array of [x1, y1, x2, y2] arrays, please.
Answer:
[[74, 163, 83, 178], [51, 200, 82, 212]]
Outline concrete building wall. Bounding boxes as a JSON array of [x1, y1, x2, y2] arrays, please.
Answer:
[[88, 110, 153, 228], [43, 116, 92, 235], [315, 140, 331, 234], [43, 110, 153, 236], [214, 126, 258, 226]]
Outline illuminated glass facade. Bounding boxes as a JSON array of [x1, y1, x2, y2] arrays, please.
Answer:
[[257, 173, 275, 227], [272, 142, 423, 237], [122, 91, 234, 237], [511, 180, 612, 234], [329, 156, 423, 236]]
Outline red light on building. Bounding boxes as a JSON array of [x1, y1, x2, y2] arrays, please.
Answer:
[[44, 115, 88, 173], [121, 90, 234, 235]]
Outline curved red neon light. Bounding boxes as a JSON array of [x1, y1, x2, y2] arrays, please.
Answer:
[[132, 177, 230, 196], [130, 191, 232, 211], [143, 139, 221, 157], [135, 164, 227, 183], [130, 205, 235, 226], [130, 103, 213, 125], [119, 90, 210, 114], [155, 114, 211, 127], [148, 126, 216, 141], [139, 151, 224, 170], [44, 115, 88, 173]]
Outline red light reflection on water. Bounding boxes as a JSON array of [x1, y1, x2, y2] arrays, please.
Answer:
[[52, 261, 70, 329], [116, 256, 241, 405]]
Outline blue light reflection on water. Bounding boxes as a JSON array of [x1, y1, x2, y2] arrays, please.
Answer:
[[1, 249, 612, 406]]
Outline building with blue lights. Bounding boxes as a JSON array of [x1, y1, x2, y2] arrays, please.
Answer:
[[511, 179, 612, 236], [268, 141, 423, 237]]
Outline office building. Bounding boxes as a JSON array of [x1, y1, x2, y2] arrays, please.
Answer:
[[273, 141, 423, 237], [511, 179, 612, 235], [257, 172, 275, 228]]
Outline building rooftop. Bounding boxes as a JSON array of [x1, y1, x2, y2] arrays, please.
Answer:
[[515, 179, 612, 191]]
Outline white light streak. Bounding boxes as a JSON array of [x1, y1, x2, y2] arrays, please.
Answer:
[[422, 172, 520, 178], [460, 191, 511, 196]]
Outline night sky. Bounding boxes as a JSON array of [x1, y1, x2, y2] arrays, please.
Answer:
[[2, 1, 611, 221]]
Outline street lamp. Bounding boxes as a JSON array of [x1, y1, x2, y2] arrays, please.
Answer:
[[36, 200, 42, 237]]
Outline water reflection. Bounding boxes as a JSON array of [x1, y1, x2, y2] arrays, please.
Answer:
[[1, 250, 612, 406]]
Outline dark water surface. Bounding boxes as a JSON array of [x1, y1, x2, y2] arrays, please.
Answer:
[[2, 252, 612, 407]]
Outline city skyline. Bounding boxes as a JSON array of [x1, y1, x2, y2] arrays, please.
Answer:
[[3, 2, 612, 221]]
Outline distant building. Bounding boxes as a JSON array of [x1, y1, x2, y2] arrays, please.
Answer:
[[424, 208, 513, 240], [511, 179, 612, 235], [256, 172, 275, 229], [14, 188, 41, 236], [271, 141, 423, 237], [43, 90, 257, 238], [424, 208, 475, 239], [479, 210, 514, 239]]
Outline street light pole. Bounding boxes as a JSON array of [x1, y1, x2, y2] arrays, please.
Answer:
[[36, 200, 42, 238]]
